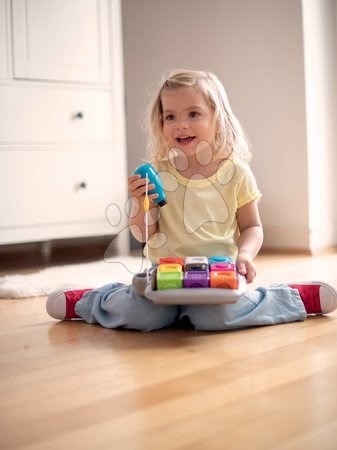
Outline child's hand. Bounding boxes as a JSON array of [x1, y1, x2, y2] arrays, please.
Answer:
[[128, 174, 159, 204], [236, 253, 256, 284]]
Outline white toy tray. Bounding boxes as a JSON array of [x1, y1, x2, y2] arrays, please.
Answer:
[[143, 268, 247, 305]]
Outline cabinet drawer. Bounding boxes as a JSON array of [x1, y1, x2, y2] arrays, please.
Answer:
[[0, 85, 114, 143], [0, 149, 124, 228]]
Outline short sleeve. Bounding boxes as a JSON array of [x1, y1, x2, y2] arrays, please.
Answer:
[[236, 164, 262, 209]]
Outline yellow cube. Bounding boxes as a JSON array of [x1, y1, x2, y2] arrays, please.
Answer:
[[158, 263, 183, 273]]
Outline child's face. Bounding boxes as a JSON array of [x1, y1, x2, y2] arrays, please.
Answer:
[[160, 87, 216, 158]]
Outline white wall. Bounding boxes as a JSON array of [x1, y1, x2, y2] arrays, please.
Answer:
[[302, 0, 337, 251], [122, 0, 337, 252]]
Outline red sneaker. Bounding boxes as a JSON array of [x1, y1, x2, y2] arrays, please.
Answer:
[[289, 282, 337, 314], [46, 288, 92, 320]]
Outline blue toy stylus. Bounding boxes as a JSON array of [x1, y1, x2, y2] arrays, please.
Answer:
[[134, 163, 168, 207]]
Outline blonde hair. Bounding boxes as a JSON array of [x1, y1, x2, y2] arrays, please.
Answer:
[[145, 69, 252, 162]]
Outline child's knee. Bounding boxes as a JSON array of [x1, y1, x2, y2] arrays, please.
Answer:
[[104, 287, 179, 331]]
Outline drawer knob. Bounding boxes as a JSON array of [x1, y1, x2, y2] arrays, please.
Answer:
[[79, 181, 87, 189], [74, 111, 84, 119]]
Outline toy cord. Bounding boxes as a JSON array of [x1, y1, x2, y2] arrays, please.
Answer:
[[144, 173, 150, 282]]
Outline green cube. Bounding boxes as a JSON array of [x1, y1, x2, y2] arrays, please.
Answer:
[[157, 271, 183, 290]]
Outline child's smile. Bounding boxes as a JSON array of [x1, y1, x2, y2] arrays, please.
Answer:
[[176, 135, 196, 146]]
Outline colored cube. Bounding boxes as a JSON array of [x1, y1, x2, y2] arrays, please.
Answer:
[[184, 270, 210, 288], [159, 257, 184, 268], [208, 256, 232, 264], [184, 256, 208, 272], [210, 263, 236, 272], [157, 271, 183, 290], [158, 263, 183, 273], [210, 271, 238, 289]]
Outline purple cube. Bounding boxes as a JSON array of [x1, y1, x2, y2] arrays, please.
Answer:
[[184, 270, 210, 288]]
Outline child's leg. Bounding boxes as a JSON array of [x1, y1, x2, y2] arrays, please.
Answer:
[[47, 282, 179, 331], [180, 282, 337, 331], [77, 283, 179, 331]]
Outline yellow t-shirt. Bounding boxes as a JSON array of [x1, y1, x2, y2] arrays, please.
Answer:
[[145, 158, 262, 264]]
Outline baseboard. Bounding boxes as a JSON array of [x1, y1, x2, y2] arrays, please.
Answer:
[[260, 245, 337, 256], [0, 236, 119, 272], [260, 246, 312, 256]]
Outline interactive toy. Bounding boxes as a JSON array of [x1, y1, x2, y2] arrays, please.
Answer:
[[134, 163, 168, 207], [143, 255, 247, 305]]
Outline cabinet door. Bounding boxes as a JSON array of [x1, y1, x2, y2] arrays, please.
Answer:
[[11, 0, 110, 84]]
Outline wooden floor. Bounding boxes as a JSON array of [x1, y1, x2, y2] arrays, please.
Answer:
[[1, 252, 337, 450]]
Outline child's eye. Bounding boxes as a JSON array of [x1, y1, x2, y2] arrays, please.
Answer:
[[162, 114, 175, 121], [189, 111, 201, 119]]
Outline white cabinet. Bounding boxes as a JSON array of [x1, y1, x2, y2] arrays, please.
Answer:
[[0, 0, 129, 255]]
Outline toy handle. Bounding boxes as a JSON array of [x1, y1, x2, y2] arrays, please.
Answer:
[[134, 163, 168, 207]]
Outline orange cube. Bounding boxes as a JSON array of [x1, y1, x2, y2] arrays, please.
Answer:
[[210, 271, 238, 289]]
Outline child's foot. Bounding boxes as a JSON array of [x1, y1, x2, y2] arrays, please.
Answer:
[[289, 282, 337, 314], [46, 288, 92, 320]]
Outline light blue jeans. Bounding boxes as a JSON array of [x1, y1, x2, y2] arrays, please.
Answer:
[[75, 275, 307, 331]]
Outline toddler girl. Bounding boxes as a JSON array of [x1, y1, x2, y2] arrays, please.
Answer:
[[46, 69, 337, 330]]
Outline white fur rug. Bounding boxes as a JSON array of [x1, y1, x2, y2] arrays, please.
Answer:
[[0, 256, 144, 298]]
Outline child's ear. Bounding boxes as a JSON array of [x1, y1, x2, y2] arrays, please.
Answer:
[[213, 116, 220, 133], [214, 121, 221, 147]]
